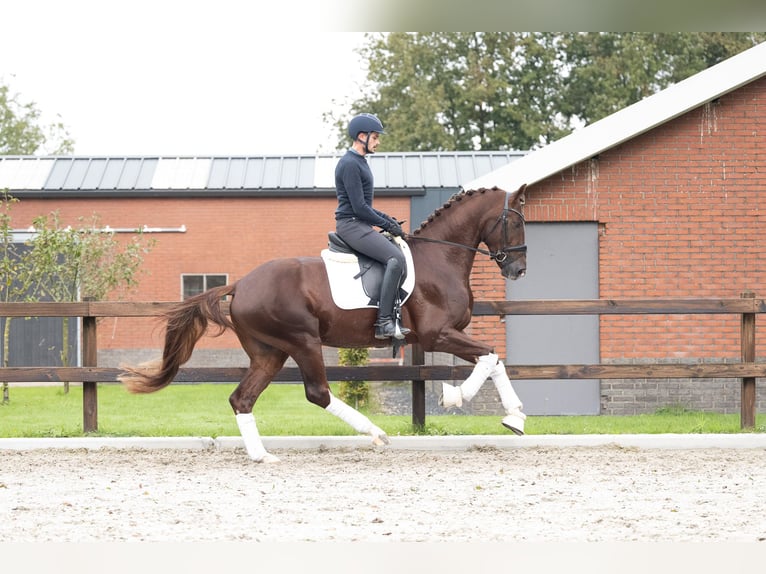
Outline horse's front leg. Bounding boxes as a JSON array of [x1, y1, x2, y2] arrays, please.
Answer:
[[427, 328, 526, 435], [294, 342, 390, 446]]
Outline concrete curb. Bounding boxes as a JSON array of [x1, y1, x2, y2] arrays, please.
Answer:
[[2, 433, 766, 451]]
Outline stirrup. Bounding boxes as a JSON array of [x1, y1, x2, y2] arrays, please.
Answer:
[[375, 318, 397, 339], [375, 318, 410, 340]]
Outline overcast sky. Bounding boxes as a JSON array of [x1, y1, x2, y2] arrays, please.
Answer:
[[2, 1, 368, 157]]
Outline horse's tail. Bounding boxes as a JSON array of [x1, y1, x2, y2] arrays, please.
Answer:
[[119, 283, 237, 394]]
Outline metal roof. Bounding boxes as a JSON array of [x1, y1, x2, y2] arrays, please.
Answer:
[[464, 41, 766, 192], [0, 151, 524, 197]]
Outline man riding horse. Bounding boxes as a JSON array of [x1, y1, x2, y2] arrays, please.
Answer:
[[334, 113, 411, 340]]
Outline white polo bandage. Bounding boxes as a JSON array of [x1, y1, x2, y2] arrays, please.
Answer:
[[326, 394, 384, 437], [459, 352, 498, 402], [236, 412, 269, 461], [491, 361, 523, 413]]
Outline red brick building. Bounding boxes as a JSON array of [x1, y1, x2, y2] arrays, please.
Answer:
[[466, 41, 766, 415]]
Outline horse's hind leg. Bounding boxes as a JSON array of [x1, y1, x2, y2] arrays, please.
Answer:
[[229, 342, 288, 463], [294, 341, 390, 446]]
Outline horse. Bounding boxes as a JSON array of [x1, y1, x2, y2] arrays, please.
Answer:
[[119, 184, 528, 462]]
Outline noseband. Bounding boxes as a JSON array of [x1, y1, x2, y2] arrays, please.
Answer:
[[406, 192, 527, 263]]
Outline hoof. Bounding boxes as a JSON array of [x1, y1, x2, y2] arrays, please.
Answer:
[[255, 452, 281, 464], [439, 383, 463, 409], [501, 411, 526, 436], [372, 433, 390, 446]]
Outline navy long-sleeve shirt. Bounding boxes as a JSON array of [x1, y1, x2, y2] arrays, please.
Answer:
[[334, 150, 390, 228]]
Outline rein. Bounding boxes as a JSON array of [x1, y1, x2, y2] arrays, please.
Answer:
[[406, 193, 527, 264]]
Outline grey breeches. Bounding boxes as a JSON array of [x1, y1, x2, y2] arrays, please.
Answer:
[[336, 218, 406, 270]]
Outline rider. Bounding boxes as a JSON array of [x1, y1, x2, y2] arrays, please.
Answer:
[[334, 112, 411, 340]]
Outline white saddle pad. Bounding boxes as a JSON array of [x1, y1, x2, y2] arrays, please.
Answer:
[[321, 237, 415, 310]]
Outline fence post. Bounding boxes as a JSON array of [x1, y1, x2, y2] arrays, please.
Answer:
[[82, 299, 98, 433], [411, 343, 425, 429], [740, 291, 756, 429]]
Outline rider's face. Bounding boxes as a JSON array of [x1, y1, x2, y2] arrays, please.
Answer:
[[364, 132, 380, 152]]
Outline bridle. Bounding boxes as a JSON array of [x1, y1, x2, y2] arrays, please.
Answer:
[[406, 192, 527, 264]]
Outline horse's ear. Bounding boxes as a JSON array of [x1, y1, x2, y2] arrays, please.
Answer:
[[515, 183, 527, 206]]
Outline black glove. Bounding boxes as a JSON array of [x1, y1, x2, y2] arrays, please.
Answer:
[[386, 221, 406, 238]]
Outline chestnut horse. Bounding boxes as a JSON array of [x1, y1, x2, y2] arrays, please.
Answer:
[[120, 185, 528, 462]]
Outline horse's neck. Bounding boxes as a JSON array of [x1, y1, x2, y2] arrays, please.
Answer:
[[416, 194, 494, 249], [411, 193, 497, 273]]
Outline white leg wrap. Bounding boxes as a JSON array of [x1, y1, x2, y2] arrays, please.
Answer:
[[440, 353, 497, 408], [491, 361, 526, 435], [326, 394, 390, 446], [236, 413, 279, 463], [460, 352, 499, 401], [490, 361, 523, 412]]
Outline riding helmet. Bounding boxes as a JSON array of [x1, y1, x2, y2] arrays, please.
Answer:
[[348, 113, 386, 140]]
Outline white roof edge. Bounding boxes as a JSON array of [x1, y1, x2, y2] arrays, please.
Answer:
[[463, 41, 766, 192]]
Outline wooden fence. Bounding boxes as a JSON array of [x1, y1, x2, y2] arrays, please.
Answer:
[[1, 293, 764, 433]]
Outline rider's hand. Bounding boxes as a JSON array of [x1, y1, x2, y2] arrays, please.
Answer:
[[386, 221, 406, 238]]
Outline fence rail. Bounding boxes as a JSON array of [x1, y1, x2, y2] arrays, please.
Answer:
[[1, 294, 762, 432]]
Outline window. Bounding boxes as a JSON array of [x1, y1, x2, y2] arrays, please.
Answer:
[[181, 274, 228, 300]]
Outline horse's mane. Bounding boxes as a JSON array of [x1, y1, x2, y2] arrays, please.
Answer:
[[412, 187, 497, 235]]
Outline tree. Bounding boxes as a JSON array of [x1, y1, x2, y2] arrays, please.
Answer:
[[1, 80, 74, 154], [330, 33, 766, 152], [25, 211, 156, 392], [0, 191, 44, 404], [557, 33, 766, 127], [337, 347, 370, 409]]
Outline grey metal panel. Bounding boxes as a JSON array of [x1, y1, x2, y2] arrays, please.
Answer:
[[455, 155, 476, 185], [226, 158, 247, 188], [404, 156, 422, 187], [438, 154, 459, 186], [261, 158, 282, 188], [100, 159, 126, 189], [117, 158, 143, 189], [368, 156, 384, 185], [280, 157, 299, 188], [384, 156, 405, 188], [421, 156, 441, 187], [135, 158, 157, 189], [243, 158, 265, 188], [81, 159, 107, 189], [506, 222, 600, 415], [62, 158, 90, 189], [44, 158, 73, 189], [297, 156, 315, 188], [208, 158, 229, 188]]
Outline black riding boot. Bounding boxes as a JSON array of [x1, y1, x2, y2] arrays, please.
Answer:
[[374, 257, 411, 340]]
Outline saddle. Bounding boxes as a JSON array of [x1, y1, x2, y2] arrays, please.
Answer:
[[320, 232, 415, 311]]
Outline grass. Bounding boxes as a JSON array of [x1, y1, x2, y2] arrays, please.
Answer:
[[0, 383, 763, 438]]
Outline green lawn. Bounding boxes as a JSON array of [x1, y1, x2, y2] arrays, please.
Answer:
[[0, 383, 763, 438]]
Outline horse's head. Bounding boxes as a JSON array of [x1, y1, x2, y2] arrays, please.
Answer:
[[484, 184, 527, 280]]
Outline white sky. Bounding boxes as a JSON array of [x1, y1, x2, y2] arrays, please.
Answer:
[[2, 1, 369, 157]]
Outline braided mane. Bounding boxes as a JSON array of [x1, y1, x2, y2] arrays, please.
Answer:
[[412, 187, 495, 235]]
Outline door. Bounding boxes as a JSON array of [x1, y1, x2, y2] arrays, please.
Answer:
[[506, 223, 600, 415]]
